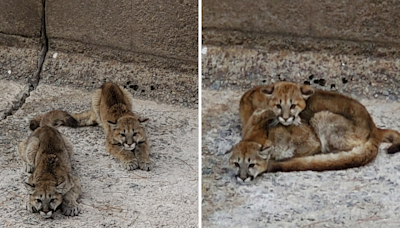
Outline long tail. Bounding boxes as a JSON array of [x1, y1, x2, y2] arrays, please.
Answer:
[[29, 110, 79, 131], [269, 137, 379, 172], [379, 128, 400, 154]]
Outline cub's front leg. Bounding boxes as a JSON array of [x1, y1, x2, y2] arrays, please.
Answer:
[[106, 141, 139, 170], [26, 201, 38, 213], [61, 175, 81, 216], [134, 140, 153, 171]]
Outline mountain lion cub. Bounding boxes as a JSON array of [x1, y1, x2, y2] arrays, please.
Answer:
[[19, 110, 81, 218], [73, 82, 153, 171]]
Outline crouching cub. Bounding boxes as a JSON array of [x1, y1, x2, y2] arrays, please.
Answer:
[[230, 108, 321, 182], [73, 82, 153, 171], [18, 120, 81, 218]]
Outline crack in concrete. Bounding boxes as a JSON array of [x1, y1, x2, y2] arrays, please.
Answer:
[[2, 0, 48, 120], [30, 0, 48, 91]]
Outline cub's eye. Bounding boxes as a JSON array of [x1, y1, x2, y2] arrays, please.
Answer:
[[50, 199, 55, 203], [133, 132, 137, 136], [234, 162, 240, 167], [138, 141, 144, 144], [276, 104, 282, 109], [36, 199, 42, 203], [121, 134, 125, 137], [248, 164, 255, 168], [290, 104, 296, 109]]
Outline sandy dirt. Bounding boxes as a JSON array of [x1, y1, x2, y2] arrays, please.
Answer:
[[0, 82, 198, 227]]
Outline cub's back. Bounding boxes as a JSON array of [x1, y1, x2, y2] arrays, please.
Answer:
[[239, 86, 271, 135], [33, 126, 71, 166], [101, 82, 130, 108]]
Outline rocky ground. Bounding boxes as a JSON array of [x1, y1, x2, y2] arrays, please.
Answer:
[[202, 45, 400, 228], [0, 81, 198, 227]]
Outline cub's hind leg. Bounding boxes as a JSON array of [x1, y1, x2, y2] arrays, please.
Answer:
[[134, 141, 153, 171], [73, 88, 102, 127], [18, 137, 40, 173], [106, 141, 139, 170], [73, 107, 98, 127]]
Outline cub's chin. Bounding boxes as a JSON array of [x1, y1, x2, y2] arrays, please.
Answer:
[[39, 210, 53, 219], [124, 143, 136, 151]]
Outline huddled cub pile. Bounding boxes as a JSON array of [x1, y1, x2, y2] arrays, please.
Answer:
[[230, 81, 400, 182], [18, 82, 152, 218]]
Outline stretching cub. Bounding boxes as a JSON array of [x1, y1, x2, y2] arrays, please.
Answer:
[[262, 81, 400, 172], [18, 111, 81, 218], [73, 82, 152, 171]]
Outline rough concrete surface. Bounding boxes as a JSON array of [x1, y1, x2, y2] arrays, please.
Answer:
[[0, 46, 41, 85], [0, 0, 43, 37], [202, 45, 400, 101], [46, 0, 198, 68], [0, 81, 198, 227], [202, 89, 400, 227], [203, 0, 310, 37], [203, 0, 400, 44], [40, 50, 198, 108], [0, 80, 29, 119]]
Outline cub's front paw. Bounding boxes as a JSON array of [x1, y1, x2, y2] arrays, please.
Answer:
[[139, 159, 154, 171], [24, 163, 34, 173], [61, 204, 80, 216], [122, 160, 139, 171], [26, 201, 37, 213], [293, 116, 302, 126]]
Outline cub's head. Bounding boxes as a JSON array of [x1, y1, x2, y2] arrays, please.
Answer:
[[25, 181, 72, 218], [108, 116, 148, 151], [229, 141, 273, 182], [261, 82, 314, 126]]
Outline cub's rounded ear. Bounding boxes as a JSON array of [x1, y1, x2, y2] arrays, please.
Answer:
[[258, 147, 273, 160], [300, 84, 315, 99], [258, 140, 274, 159], [25, 182, 36, 194], [261, 140, 273, 151], [139, 118, 149, 123], [261, 85, 274, 97], [107, 120, 117, 129]]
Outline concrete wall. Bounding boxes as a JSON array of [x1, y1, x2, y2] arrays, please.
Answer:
[[0, 0, 43, 38], [46, 0, 198, 69], [0, 0, 198, 108], [203, 0, 400, 46]]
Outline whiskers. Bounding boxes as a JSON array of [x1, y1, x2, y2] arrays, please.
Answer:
[[267, 118, 280, 127]]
